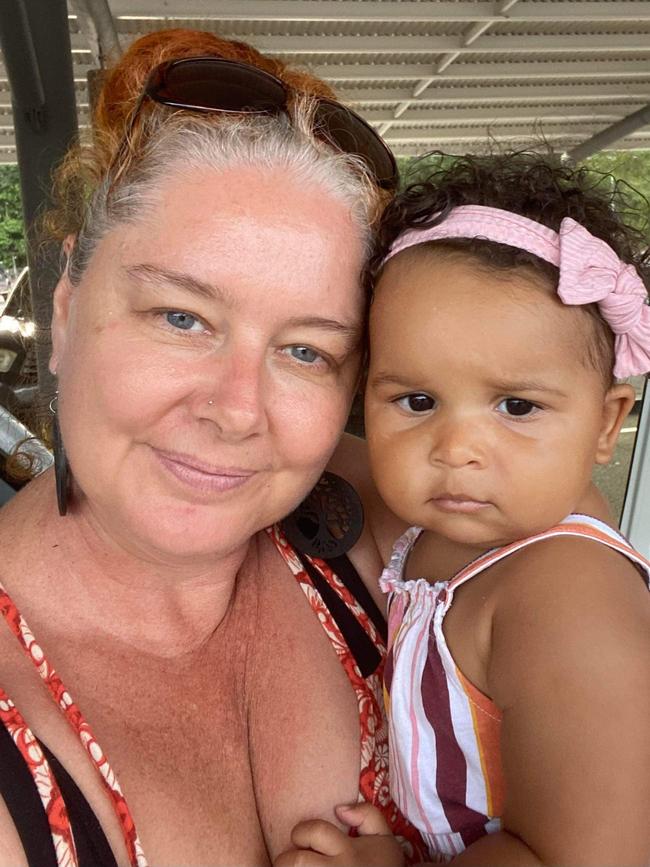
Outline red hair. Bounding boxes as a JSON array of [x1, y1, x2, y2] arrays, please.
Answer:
[[94, 28, 336, 142]]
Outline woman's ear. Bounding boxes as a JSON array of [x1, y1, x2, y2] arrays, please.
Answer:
[[62, 234, 74, 257], [49, 240, 76, 376], [595, 383, 637, 465]]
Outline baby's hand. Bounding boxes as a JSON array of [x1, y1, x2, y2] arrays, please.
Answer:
[[274, 802, 405, 867]]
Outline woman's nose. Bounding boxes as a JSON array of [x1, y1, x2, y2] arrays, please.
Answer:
[[428, 416, 485, 469], [200, 353, 268, 441]]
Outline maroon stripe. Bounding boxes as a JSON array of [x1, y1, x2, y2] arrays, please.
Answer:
[[421, 636, 488, 839]]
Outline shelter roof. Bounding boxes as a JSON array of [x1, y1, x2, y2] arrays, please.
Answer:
[[2, 0, 650, 162]]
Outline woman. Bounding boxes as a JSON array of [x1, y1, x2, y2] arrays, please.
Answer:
[[0, 28, 424, 867]]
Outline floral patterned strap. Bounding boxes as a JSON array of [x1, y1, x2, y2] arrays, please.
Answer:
[[267, 525, 428, 864], [0, 589, 147, 867]]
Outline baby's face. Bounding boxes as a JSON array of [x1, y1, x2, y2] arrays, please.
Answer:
[[365, 253, 618, 549]]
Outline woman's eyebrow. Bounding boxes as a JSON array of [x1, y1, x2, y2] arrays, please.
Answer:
[[125, 263, 234, 305], [284, 315, 361, 342], [126, 266, 360, 342]]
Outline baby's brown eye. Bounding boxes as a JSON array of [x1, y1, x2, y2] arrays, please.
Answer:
[[396, 394, 435, 413], [499, 398, 537, 417]]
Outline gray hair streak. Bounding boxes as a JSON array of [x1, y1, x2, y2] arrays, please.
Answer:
[[67, 103, 380, 286]]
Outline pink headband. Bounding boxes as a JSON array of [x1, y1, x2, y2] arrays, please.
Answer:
[[383, 205, 650, 379]]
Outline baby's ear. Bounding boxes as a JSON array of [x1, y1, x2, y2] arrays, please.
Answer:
[[595, 383, 637, 464]]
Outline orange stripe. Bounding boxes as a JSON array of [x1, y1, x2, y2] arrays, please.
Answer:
[[456, 668, 505, 818], [448, 523, 650, 593]]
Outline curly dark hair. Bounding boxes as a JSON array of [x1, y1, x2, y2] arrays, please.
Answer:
[[369, 150, 650, 384]]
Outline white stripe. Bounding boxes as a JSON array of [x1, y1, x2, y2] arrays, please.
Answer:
[[433, 603, 492, 818], [389, 584, 451, 836]]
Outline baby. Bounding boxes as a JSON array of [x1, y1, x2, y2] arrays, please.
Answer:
[[276, 153, 650, 866]]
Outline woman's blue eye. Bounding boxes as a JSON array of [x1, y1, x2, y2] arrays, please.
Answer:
[[395, 393, 435, 413], [497, 397, 538, 417], [165, 311, 201, 331], [287, 345, 321, 364]]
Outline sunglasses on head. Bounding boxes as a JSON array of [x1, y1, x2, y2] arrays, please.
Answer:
[[132, 56, 398, 190]]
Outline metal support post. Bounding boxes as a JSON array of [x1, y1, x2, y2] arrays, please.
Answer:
[[0, 0, 78, 401]]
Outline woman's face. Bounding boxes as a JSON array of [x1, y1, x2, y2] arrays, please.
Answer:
[[51, 164, 366, 562]]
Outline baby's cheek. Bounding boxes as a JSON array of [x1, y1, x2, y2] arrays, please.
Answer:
[[370, 442, 412, 509]]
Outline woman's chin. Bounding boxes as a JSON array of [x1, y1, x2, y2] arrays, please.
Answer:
[[77, 492, 257, 565]]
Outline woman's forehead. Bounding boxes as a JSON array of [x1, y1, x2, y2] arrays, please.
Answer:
[[122, 164, 362, 262], [83, 168, 367, 320]]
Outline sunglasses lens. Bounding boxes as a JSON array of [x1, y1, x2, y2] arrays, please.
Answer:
[[146, 59, 397, 187], [314, 100, 398, 188], [155, 59, 287, 113]]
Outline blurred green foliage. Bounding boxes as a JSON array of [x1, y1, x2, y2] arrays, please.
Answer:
[[0, 165, 27, 272], [397, 149, 650, 240]]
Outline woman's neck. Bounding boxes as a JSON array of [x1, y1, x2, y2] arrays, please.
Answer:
[[0, 473, 255, 658]]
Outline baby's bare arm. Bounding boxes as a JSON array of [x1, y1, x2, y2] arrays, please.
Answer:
[[485, 536, 650, 866]]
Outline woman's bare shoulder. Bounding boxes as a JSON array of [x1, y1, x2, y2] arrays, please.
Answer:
[[0, 474, 55, 574]]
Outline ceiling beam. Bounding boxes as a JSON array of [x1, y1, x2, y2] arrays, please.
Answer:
[[0, 102, 639, 131], [66, 31, 650, 56], [5, 59, 650, 87], [0, 103, 634, 128], [383, 124, 650, 144], [569, 102, 650, 160], [377, 0, 521, 137], [338, 82, 650, 106], [312, 59, 650, 84], [69, 0, 121, 67], [69, 1, 650, 24], [364, 104, 635, 125], [391, 138, 650, 157]]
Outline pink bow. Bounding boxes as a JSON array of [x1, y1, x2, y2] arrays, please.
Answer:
[[558, 218, 650, 378]]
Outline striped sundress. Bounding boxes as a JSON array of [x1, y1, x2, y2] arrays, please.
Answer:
[[380, 513, 650, 861]]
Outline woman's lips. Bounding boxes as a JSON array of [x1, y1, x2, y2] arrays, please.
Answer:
[[153, 449, 258, 493], [431, 495, 490, 514]]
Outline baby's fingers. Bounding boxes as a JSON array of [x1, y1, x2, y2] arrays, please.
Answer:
[[336, 802, 392, 836], [290, 818, 350, 856], [274, 847, 327, 867]]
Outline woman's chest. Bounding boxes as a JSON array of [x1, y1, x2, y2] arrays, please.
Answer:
[[0, 544, 364, 865], [0, 620, 269, 865], [96, 673, 269, 866]]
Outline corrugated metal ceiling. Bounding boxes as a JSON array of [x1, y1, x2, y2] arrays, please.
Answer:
[[2, 0, 650, 161]]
